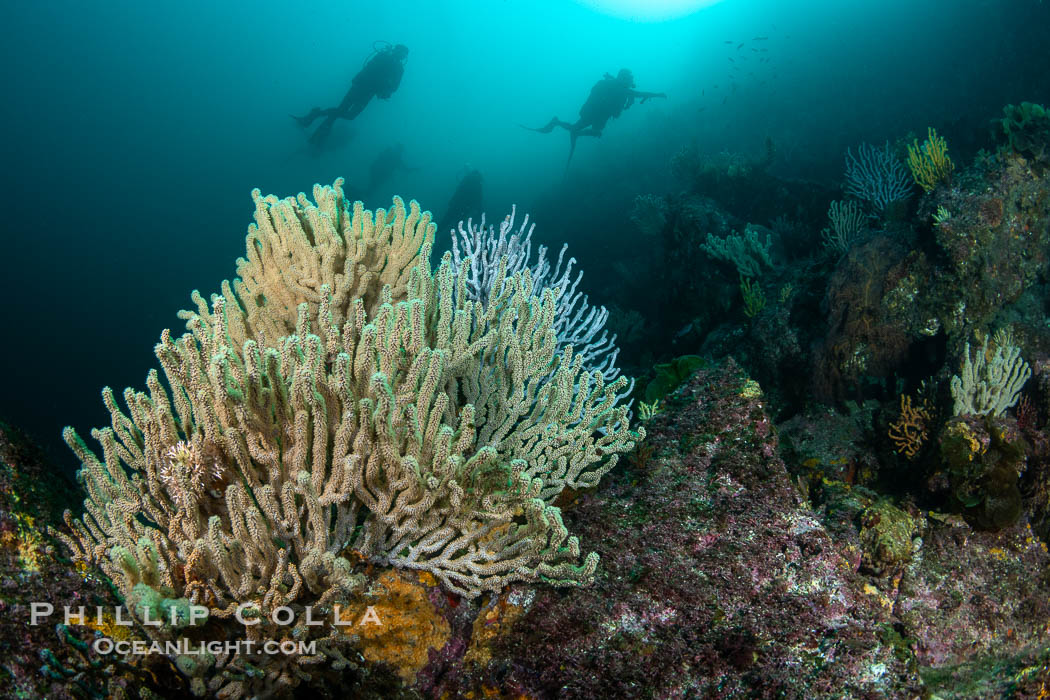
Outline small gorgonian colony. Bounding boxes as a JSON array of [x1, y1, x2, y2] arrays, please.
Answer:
[[58, 180, 642, 697]]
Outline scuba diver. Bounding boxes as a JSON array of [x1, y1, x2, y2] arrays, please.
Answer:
[[292, 43, 409, 149], [438, 168, 483, 234], [367, 143, 417, 194], [522, 69, 665, 165]]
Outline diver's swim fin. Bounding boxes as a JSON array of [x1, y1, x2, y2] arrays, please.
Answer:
[[520, 117, 567, 134], [291, 107, 323, 128], [309, 116, 336, 148]]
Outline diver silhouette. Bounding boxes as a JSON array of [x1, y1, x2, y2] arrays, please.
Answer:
[[292, 43, 409, 149], [438, 168, 483, 234], [522, 69, 665, 165], [367, 143, 418, 194]]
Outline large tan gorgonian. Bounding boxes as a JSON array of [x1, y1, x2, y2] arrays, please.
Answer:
[[58, 179, 642, 697]]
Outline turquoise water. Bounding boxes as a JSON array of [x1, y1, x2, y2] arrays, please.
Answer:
[[1, 0, 1047, 465]]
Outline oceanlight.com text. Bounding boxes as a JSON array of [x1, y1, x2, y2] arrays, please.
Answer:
[[93, 638, 318, 656]]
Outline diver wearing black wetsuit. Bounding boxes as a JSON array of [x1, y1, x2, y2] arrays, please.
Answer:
[[523, 69, 666, 164], [293, 44, 409, 148]]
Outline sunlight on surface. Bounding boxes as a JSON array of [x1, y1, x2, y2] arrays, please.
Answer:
[[576, 0, 723, 21]]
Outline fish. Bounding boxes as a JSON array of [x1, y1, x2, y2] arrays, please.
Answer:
[[724, 40, 733, 44], [728, 57, 735, 62], [737, 43, 744, 49], [702, 89, 705, 95], [697, 106, 707, 113], [722, 96, 728, 103], [753, 36, 768, 40]]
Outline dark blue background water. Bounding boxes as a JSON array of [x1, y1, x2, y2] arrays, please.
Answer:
[[2, 0, 1047, 469]]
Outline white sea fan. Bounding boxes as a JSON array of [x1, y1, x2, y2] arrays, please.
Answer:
[[450, 206, 630, 396]]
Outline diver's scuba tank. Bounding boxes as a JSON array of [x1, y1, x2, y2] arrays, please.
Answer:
[[362, 41, 402, 69]]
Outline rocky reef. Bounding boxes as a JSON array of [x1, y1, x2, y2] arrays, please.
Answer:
[[8, 359, 1049, 698]]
